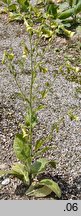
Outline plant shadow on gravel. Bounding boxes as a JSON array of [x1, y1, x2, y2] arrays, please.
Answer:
[[53, 175, 81, 200], [14, 174, 81, 200]]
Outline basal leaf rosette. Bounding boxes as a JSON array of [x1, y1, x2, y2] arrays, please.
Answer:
[[26, 178, 61, 198]]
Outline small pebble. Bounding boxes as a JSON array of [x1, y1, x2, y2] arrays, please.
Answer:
[[0, 164, 7, 169], [1, 178, 10, 186]]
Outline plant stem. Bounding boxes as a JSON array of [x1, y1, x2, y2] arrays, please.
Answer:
[[29, 32, 34, 185], [9, 62, 30, 105], [15, 76, 30, 104], [30, 33, 33, 152]]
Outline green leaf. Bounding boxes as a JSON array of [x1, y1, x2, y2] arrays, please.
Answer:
[[69, 0, 74, 7], [17, 0, 29, 12], [35, 104, 46, 112], [2, 50, 7, 64], [21, 41, 29, 58], [2, 0, 11, 5], [68, 110, 79, 121], [39, 66, 48, 73], [26, 182, 35, 195], [35, 138, 45, 151], [39, 179, 61, 198], [8, 12, 22, 22], [17, 0, 25, 5], [34, 146, 53, 157], [58, 8, 74, 19], [31, 158, 56, 176], [40, 89, 48, 99], [34, 131, 56, 156], [25, 110, 38, 128], [13, 134, 31, 163], [25, 113, 30, 127], [31, 158, 48, 175], [14, 92, 30, 104], [51, 122, 59, 133], [24, 18, 33, 33], [47, 3, 58, 19], [34, 146, 57, 160], [61, 27, 74, 38], [45, 81, 50, 87], [20, 124, 28, 138], [11, 163, 30, 184], [8, 3, 17, 12], [49, 160, 56, 169], [26, 185, 52, 197], [42, 27, 53, 39], [75, 1, 81, 14]]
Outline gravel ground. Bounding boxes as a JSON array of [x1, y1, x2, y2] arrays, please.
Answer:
[[0, 11, 81, 199]]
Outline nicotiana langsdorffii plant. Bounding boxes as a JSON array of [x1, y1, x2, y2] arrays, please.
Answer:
[[1, 0, 81, 39], [0, 3, 61, 198], [45, 0, 81, 37], [46, 0, 81, 20], [0, 0, 76, 37]]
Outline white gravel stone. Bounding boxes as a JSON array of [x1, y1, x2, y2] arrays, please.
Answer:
[[1, 178, 10, 186]]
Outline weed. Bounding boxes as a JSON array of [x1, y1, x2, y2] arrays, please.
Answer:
[[0, 3, 61, 198]]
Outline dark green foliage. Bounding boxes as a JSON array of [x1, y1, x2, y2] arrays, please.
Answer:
[[47, 2, 58, 19]]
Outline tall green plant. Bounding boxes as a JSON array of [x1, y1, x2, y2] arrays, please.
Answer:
[[0, 4, 61, 198], [45, 0, 81, 37], [58, 0, 81, 20], [0, 0, 30, 17]]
